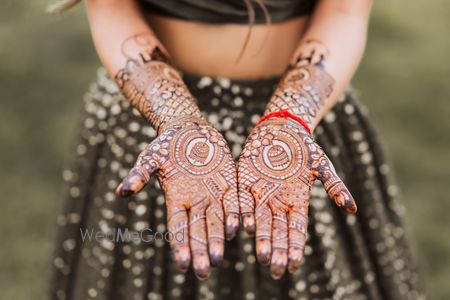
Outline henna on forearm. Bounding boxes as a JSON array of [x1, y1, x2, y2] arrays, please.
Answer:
[[265, 38, 335, 130], [265, 63, 334, 129], [114, 33, 240, 280], [239, 41, 357, 280], [114, 33, 203, 133]]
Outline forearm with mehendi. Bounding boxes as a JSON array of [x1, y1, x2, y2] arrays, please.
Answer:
[[240, 2, 369, 277], [86, 0, 202, 133], [114, 41, 203, 133], [92, 3, 241, 278], [264, 64, 335, 130], [266, 0, 372, 130]]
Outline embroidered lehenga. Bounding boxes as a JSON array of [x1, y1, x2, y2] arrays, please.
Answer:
[[47, 69, 425, 300]]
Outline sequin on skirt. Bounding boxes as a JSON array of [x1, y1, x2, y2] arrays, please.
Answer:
[[47, 68, 426, 300]]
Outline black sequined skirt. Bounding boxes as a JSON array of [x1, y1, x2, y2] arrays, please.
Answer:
[[48, 69, 425, 300]]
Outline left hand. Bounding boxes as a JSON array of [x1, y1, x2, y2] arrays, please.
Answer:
[[238, 118, 357, 279]]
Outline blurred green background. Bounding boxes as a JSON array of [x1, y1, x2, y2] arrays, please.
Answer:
[[0, 0, 449, 299]]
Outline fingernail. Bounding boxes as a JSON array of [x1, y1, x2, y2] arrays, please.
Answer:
[[271, 273, 283, 280], [115, 184, 133, 198], [270, 265, 285, 280], [209, 242, 223, 267], [345, 200, 357, 213], [225, 214, 239, 240], [256, 240, 271, 265], [288, 263, 300, 274], [114, 184, 122, 197], [270, 250, 287, 280], [173, 246, 190, 272], [193, 254, 210, 280], [287, 248, 303, 274], [243, 215, 255, 236], [210, 253, 222, 267]]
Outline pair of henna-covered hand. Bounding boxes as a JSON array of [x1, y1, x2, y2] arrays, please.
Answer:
[[114, 35, 357, 280]]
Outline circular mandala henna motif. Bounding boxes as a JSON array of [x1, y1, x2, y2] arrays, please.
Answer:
[[250, 130, 307, 181], [188, 141, 210, 165], [266, 144, 290, 169], [172, 127, 224, 176]]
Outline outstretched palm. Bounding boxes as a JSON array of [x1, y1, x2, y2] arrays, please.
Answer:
[[238, 118, 357, 279], [116, 116, 239, 279]]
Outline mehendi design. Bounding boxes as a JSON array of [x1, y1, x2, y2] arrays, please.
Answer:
[[238, 119, 357, 279], [265, 64, 334, 128], [239, 62, 357, 279], [114, 33, 203, 133], [290, 38, 331, 67], [114, 34, 239, 279]]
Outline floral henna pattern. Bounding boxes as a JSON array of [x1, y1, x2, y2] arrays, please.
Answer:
[[265, 64, 335, 128], [238, 119, 357, 279], [240, 59, 357, 279], [115, 33, 203, 133], [114, 34, 239, 279], [116, 117, 239, 279]]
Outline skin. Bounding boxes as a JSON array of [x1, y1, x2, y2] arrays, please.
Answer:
[[112, 34, 240, 279], [238, 64, 358, 279], [86, 0, 372, 280]]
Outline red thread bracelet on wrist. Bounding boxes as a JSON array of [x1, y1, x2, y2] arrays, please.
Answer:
[[256, 109, 313, 135]]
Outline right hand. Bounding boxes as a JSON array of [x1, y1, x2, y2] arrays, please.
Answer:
[[115, 116, 239, 279], [290, 38, 330, 66]]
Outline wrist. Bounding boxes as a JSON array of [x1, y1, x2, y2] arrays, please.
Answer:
[[157, 114, 206, 134], [265, 64, 335, 132], [257, 110, 313, 136], [116, 58, 202, 133]]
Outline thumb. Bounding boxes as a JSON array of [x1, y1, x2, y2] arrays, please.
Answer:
[[115, 140, 163, 197], [316, 155, 357, 214]]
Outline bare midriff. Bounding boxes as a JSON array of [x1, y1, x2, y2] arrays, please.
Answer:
[[145, 14, 310, 79]]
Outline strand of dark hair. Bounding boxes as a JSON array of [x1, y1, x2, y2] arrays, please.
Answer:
[[235, 0, 271, 63]]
